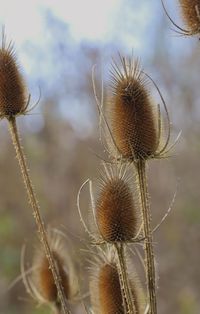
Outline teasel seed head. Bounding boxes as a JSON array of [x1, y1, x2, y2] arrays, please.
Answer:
[[0, 32, 28, 118], [95, 165, 139, 243], [37, 251, 69, 306], [108, 55, 158, 161], [98, 263, 124, 313], [90, 247, 144, 314], [24, 231, 79, 312], [179, 0, 200, 35]]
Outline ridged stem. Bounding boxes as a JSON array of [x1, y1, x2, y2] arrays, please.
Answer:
[[8, 116, 70, 314], [115, 243, 136, 314], [135, 159, 157, 314]]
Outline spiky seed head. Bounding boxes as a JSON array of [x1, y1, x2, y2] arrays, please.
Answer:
[[0, 35, 27, 118], [179, 0, 200, 35], [28, 231, 79, 310], [100, 267, 144, 314], [96, 175, 138, 242], [108, 56, 158, 161], [98, 263, 124, 314], [90, 249, 144, 314], [37, 250, 69, 305]]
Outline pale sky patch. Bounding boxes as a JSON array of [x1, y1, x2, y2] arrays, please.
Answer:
[[0, 0, 124, 44]]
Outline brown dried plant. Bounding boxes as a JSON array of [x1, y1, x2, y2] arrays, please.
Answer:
[[0, 38, 27, 117], [161, 0, 200, 37], [77, 164, 140, 313], [109, 59, 157, 161], [23, 231, 79, 314], [90, 247, 144, 314], [95, 165, 141, 313], [1, 22, 176, 313], [95, 165, 139, 243], [78, 164, 144, 313], [100, 54, 174, 314], [0, 32, 70, 314]]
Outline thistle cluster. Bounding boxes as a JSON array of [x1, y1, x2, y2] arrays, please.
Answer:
[[82, 53, 173, 314], [0, 5, 183, 311]]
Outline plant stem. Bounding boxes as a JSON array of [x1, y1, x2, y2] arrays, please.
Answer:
[[136, 159, 157, 314], [115, 243, 136, 314], [8, 116, 70, 314]]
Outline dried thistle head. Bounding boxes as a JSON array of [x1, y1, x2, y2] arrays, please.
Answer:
[[90, 247, 144, 314], [104, 54, 174, 161], [161, 0, 200, 37], [179, 0, 200, 35], [98, 263, 124, 313], [0, 32, 28, 119], [95, 164, 139, 243], [90, 248, 124, 314], [23, 231, 79, 312], [108, 55, 158, 162], [36, 251, 69, 308]]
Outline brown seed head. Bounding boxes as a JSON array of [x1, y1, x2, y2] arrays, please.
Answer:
[[179, 0, 200, 35], [0, 35, 27, 118], [28, 231, 79, 310], [90, 249, 144, 314], [37, 250, 69, 304], [96, 170, 138, 242], [108, 56, 158, 161], [98, 263, 124, 314]]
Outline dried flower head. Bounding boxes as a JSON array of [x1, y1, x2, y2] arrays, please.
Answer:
[[95, 164, 139, 243], [90, 247, 143, 314], [23, 231, 79, 312], [108, 55, 158, 161], [36, 250, 69, 308], [161, 0, 200, 37], [179, 0, 200, 35], [0, 32, 28, 118], [98, 263, 124, 313]]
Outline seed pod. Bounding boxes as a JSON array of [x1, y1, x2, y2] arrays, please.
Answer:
[[25, 232, 78, 311], [108, 56, 158, 161], [179, 0, 200, 35], [36, 250, 69, 306], [98, 263, 124, 314], [96, 169, 138, 242], [90, 249, 144, 314], [0, 35, 27, 118]]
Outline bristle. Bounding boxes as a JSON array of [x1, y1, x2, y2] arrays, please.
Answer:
[[98, 263, 124, 314], [96, 175, 138, 242], [0, 35, 27, 118], [108, 56, 158, 161], [179, 0, 200, 34]]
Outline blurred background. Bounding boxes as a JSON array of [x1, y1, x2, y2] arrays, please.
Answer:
[[0, 0, 200, 313]]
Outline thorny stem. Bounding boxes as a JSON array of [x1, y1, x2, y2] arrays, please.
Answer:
[[136, 159, 157, 314], [8, 117, 70, 314], [115, 243, 136, 314]]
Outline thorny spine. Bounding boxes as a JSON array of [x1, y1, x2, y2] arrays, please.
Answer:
[[8, 116, 70, 314], [136, 159, 156, 314]]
